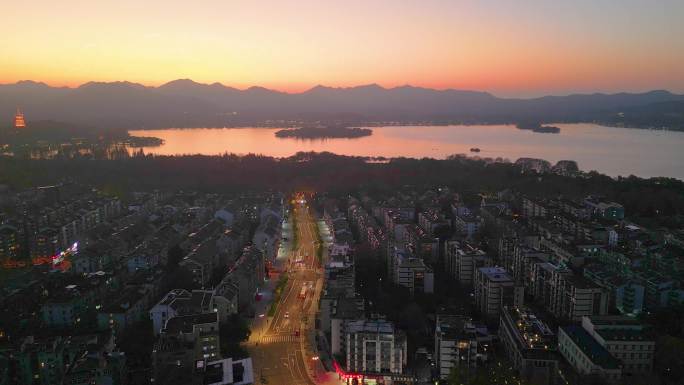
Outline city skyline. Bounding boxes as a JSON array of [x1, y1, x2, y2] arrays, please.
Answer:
[[1, 2, 683, 385], [3, 0, 683, 97]]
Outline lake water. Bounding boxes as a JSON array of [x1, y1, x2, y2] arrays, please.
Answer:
[[129, 124, 684, 180]]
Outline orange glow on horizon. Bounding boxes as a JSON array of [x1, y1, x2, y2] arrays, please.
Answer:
[[1, 0, 682, 97]]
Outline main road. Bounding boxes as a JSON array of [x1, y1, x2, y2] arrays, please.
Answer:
[[248, 198, 327, 385]]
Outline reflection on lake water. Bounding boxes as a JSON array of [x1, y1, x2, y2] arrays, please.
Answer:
[[129, 124, 684, 180]]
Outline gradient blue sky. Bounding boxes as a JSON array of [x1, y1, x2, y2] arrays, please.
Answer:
[[1, 0, 682, 96]]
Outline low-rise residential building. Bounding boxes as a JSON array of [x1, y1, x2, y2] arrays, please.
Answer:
[[325, 252, 356, 298], [41, 286, 88, 328], [192, 357, 254, 385], [213, 279, 240, 322], [558, 325, 622, 382], [226, 245, 265, 312], [64, 350, 127, 385], [97, 285, 152, 333], [152, 312, 222, 382], [584, 197, 625, 220], [1, 336, 68, 385], [252, 211, 281, 261], [180, 239, 220, 288], [453, 213, 481, 239], [153, 356, 253, 385], [522, 197, 550, 219], [149, 289, 214, 335], [417, 209, 449, 238], [0, 332, 126, 385], [581, 316, 655, 375]]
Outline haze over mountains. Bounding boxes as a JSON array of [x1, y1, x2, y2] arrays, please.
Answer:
[[1, 79, 683, 130]]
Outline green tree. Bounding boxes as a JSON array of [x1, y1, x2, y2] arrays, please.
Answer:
[[118, 318, 155, 369], [447, 358, 526, 385], [219, 314, 251, 359], [162, 266, 199, 292], [166, 244, 184, 271]]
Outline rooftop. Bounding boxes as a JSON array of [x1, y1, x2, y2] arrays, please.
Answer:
[[596, 328, 655, 342], [158, 289, 192, 307], [503, 307, 556, 352], [478, 267, 513, 282], [435, 314, 470, 340], [332, 297, 364, 319], [561, 325, 620, 370], [202, 357, 254, 385], [565, 274, 601, 290], [164, 312, 218, 334], [100, 286, 149, 313], [346, 319, 396, 335]]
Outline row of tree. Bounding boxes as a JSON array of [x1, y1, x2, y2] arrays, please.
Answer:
[[1, 152, 683, 227]]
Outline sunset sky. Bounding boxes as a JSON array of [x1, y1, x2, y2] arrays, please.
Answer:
[[1, 0, 683, 96]]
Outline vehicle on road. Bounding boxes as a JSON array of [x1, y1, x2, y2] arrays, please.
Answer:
[[299, 284, 307, 299], [284, 311, 290, 318]]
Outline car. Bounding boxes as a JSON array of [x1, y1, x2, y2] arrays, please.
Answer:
[[294, 329, 300, 337], [284, 311, 290, 319]]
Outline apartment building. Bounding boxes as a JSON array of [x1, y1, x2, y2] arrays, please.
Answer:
[[499, 307, 559, 385], [581, 316, 655, 375], [474, 267, 523, 320], [343, 319, 408, 377], [558, 325, 622, 382], [444, 240, 493, 287], [434, 315, 492, 380]]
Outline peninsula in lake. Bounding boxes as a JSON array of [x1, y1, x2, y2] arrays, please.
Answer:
[[275, 126, 372, 139]]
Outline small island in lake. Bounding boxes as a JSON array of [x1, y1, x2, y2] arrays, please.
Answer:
[[275, 125, 373, 139], [126, 136, 164, 147], [516, 122, 561, 134]]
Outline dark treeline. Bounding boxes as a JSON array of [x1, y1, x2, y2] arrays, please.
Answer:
[[0, 120, 128, 144], [1, 152, 683, 226]]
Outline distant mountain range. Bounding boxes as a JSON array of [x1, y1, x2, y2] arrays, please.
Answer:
[[1, 79, 683, 131]]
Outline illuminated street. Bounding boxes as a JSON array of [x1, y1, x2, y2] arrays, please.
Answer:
[[249, 197, 338, 385]]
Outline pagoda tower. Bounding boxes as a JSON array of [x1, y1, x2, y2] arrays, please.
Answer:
[[14, 107, 26, 129]]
